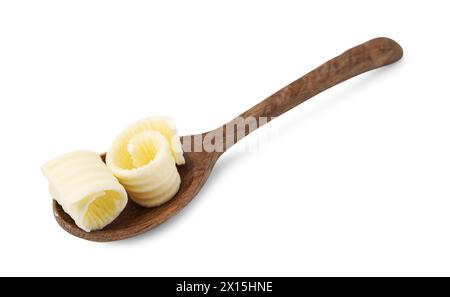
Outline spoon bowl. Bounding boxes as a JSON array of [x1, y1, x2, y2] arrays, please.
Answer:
[[53, 37, 403, 241], [53, 148, 220, 242]]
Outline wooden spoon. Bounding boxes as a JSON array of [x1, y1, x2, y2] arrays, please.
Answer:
[[53, 37, 403, 241]]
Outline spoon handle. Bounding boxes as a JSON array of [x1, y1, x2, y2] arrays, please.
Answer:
[[216, 37, 403, 153]]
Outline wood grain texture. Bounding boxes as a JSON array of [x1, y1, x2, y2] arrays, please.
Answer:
[[53, 37, 403, 241], [216, 37, 403, 153]]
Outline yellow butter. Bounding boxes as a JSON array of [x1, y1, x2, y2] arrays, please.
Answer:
[[41, 151, 128, 232], [106, 117, 183, 207]]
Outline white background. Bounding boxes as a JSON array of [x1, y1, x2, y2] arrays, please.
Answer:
[[1, 1, 449, 276]]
